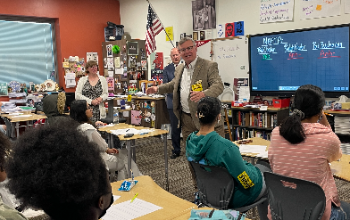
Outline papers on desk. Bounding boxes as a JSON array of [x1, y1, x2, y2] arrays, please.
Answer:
[[239, 145, 268, 158], [102, 198, 162, 220], [111, 128, 155, 136]]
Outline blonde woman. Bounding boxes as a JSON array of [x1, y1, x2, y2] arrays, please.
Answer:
[[75, 61, 108, 122]]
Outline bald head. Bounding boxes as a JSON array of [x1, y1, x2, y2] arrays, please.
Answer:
[[170, 48, 181, 65]]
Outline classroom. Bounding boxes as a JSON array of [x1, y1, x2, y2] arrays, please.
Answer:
[[1, 0, 350, 220]]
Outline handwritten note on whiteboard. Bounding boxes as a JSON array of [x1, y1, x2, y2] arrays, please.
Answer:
[[300, 0, 340, 20], [260, 0, 295, 23]]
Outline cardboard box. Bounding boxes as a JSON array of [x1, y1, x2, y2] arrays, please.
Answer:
[[272, 98, 290, 108], [341, 102, 350, 110]]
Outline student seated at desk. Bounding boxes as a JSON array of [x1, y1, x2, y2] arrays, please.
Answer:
[[6, 119, 114, 220], [0, 131, 26, 219], [269, 84, 349, 220], [0, 101, 6, 134], [186, 97, 270, 212], [42, 92, 70, 125], [70, 100, 141, 181]]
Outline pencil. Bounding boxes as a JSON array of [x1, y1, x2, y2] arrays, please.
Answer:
[[324, 112, 333, 117]]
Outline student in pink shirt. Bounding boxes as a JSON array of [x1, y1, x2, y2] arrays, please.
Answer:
[[269, 84, 349, 220]]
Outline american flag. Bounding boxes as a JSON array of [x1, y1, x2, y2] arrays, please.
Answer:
[[145, 4, 164, 57]]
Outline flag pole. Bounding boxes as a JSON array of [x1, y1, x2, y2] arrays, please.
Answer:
[[146, 0, 175, 48]]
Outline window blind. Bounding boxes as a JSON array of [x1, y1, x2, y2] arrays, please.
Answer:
[[0, 20, 56, 85]]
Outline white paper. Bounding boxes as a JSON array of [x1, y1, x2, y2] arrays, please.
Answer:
[[123, 111, 130, 117], [115, 68, 123, 75], [65, 73, 76, 88], [114, 57, 121, 68], [102, 198, 162, 220], [260, 0, 295, 23], [239, 145, 267, 154], [300, 0, 340, 20], [111, 128, 155, 136], [216, 24, 224, 38], [113, 195, 121, 201], [108, 71, 114, 77], [238, 86, 250, 101]]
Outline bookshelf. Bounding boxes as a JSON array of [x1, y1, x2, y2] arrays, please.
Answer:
[[231, 107, 289, 140]]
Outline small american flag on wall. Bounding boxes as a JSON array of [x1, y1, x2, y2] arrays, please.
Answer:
[[145, 4, 164, 57]]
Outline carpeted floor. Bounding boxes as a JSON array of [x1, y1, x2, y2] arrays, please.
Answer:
[[134, 137, 350, 220]]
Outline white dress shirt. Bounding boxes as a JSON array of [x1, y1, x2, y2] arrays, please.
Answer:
[[180, 57, 198, 113]]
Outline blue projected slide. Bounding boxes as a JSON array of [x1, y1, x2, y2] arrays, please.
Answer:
[[250, 26, 349, 93]]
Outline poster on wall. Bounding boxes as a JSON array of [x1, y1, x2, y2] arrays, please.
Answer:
[[300, 0, 340, 20], [87, 52, 98, 63], [150, 52, 163, 79], [192, 0, 216, 31], [260, 0, 294, 23], [106, 77, 114, 91]]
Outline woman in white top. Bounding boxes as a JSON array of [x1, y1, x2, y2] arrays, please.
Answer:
[[75, 61, 108, 122], [70, 100, 141, 181]]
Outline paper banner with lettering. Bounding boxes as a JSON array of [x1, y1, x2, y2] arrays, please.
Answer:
[[196, 40, 211, 48], [165, 26, 173, 41], [260, 0, 295, 23], [300, 0, 340, 20]]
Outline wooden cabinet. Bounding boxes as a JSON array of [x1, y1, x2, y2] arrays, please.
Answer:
[[231, 107, 289, 140]]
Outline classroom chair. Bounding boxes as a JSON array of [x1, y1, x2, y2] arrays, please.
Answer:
[[264, 172, 326, 220], [189, 161, 267, 214]]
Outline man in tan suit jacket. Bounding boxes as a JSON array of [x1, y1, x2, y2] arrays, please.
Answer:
[[147, 37, 224, 156]]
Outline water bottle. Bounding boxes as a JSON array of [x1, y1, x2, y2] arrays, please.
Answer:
[[113, 107, 119, 124]]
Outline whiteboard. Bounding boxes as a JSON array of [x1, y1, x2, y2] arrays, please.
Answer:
[[213, 37, 249, 87]]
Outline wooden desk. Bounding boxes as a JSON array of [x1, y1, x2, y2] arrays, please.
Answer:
[[99, 123, 170, 190], [111, 175, 196, 220], [0, 113, 47, 137], [330, 154, 350, 182], [237, 137, 350, 182]]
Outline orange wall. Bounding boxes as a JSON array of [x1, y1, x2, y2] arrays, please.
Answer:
[[1, 0, 120, 93]]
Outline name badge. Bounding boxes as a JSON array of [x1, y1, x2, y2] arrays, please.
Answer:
[[192, 80, 203, 92]]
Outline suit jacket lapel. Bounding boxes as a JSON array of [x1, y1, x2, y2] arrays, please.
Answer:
[[192, 57, 204, 84]]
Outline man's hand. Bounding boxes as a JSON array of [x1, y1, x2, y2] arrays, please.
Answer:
[[146, 86, 158, 95], [190, 91, 205, 102]]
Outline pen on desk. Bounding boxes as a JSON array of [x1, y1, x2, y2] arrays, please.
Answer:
[[324, 112, 333, 117], [126, 129, 130, 132], [130, 193, 138, 203]]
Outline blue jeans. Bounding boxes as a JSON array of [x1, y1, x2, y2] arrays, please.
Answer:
[[330, 201, 350, 220]]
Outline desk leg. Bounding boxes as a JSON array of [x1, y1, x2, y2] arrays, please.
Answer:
[[15, 122, 20, 137], [127, 140, 132, 178], [163, 134, 169, 191], [108, 133, 114, 149]]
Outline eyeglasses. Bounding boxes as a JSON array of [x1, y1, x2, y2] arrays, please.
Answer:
[[91, 65, 98, 68], [179, 46, 194, 53]]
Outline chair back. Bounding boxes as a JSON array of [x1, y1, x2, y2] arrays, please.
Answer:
[[264, 172, 326, 220], [189, 161, 234, 209]]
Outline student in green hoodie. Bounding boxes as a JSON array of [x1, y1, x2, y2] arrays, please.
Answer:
[[186, 97, 269, 215]]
